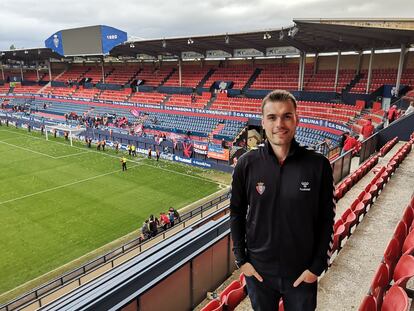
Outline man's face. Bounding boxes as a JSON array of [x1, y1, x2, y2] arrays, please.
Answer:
[[261, 100, 299, 148]]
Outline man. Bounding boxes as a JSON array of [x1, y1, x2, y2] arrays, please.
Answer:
[[141, 220, 150, 240], [230, 90, 335, 311], [120, 156, 127, 171], [405, 101, 414, 116], [341, 133, 358, 155], [131, 144, 136, 157], [361, 119, 375, 140], [156, 149, 160, 161], [387, 105, 398, 124]]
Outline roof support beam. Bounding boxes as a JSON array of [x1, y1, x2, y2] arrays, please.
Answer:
[[298, 51, 306, 91], [178, 58, 182, 87], [356, 51, 363, 75], [366, 48, 374, 94], [0, 61, 4, 81], [47, 58, 52, 82], [395, 44, 408, 96], [334, 51, 341, 91], [20, 61, 24, 81]]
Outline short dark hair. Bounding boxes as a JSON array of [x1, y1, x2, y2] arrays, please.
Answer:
[[261, 89, 297, 115]]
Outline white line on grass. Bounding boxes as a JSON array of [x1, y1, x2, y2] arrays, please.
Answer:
[[141, 163, 227, 187], [54, 151, 90, 159], [0, 164, 140, 206], [0, 140, 56, 159], [0, 128, 225, 186]]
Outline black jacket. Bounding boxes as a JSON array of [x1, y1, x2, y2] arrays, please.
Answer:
[[230, 140, 335, 278]]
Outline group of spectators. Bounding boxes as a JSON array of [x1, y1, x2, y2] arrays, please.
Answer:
[[140, 208, 180, 240]]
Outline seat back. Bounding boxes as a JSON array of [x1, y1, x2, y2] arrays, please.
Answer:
[[381, 285, 408, 311]]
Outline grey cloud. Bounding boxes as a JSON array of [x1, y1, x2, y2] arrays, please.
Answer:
[[0, 0, 412, 50]]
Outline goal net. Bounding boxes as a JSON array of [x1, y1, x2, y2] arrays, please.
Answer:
[[45, 124, 86, 146]]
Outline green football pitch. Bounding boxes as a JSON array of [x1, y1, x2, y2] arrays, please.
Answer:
[[0, 126, 226, 298]]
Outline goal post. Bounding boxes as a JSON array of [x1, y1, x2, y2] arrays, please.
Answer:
[[45, 124, 86, 146]]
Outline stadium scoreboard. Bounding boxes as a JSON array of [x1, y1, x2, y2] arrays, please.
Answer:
[[45, 25, 127, 57]]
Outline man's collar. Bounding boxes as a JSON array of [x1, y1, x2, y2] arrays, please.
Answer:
[[265, 139, 299, 158]]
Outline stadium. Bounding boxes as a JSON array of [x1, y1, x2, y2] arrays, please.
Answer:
[[0, 16, 414, 311]]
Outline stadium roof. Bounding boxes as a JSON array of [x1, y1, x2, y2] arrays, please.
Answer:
[[292, 19, 414, 52], [110, 19, 414, 59], [0, 48, 62, 62], [2, 19, 414, 63]]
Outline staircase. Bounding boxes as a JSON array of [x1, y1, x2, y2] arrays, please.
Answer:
[[128, 68, 142, 85], [158, 68, 176, 87], [197, 68, 216, 89], [160, 95, 171, 106], [204, 93, 217, 110], [344, 73, 362, 93], [346, 108, 370, 127], [241, 68, 262, 93], [209, 122, 226, 139], [52, 69, 67, 82]]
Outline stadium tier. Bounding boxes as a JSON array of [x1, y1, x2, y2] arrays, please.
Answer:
[[104, 65, 140, 85], [203, 64, 255, 89], [163, 64, 213, 88], [251, 63, 313, 90]]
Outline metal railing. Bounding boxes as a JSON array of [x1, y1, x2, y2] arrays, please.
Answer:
[[0, 192, 230, 311]]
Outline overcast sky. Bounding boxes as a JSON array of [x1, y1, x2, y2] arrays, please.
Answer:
[[0, 0, 413, 50]]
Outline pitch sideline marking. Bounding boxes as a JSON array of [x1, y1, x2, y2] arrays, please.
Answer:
[[0, 165, 140, 206]]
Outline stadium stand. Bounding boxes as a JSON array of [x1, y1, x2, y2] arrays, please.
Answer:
[[163, 64, 213, 87], [136, 65, 175, 86], [104, 65, 140, 85], [54, 65, 88, 82], [203, 64, 255, 89], [250, 63, 313, 90], [304, 69, 355, 92]]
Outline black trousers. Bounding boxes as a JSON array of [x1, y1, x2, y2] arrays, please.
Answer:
[[245, 272, 317, 311]]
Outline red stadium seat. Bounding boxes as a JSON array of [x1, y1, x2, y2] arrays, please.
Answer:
[[402, 230, 414, 254], [359, 295, 376, 311], [394, 221, 408, 248], [381, 285, 409, 311], [370, 263, 389, 307], [224, 286, 246, 310], [279, 298, 285, 311], [393, 254, 414, 288], [201, 299, 224, 311], [219, 280, 241, 303], [402, 207, 414, 229], [383, 238, 401, 279]]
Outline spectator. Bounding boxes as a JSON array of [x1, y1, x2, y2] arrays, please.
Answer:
[[342, 134, 358, 156], [160, 212, 170, 230], [148, 215, 159, 237], [141, 220, 150, 240], [361, 119, 375, 140], [168, 209, 175, 227], [405, 101, 414, 116], [387, 105, 398, 124]]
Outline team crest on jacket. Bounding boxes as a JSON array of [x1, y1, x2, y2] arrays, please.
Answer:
[[256, 182, 265, 195]]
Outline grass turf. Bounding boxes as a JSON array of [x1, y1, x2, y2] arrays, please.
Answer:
[[0, 126, 225, 297]]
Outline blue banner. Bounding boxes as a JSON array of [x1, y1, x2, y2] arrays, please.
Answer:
[[44, 31, 64, 56], [299, 117, 350, 133], [100, 26, 128, 54]]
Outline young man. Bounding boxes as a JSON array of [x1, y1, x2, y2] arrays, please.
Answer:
[[230, 90, 335, 311]]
